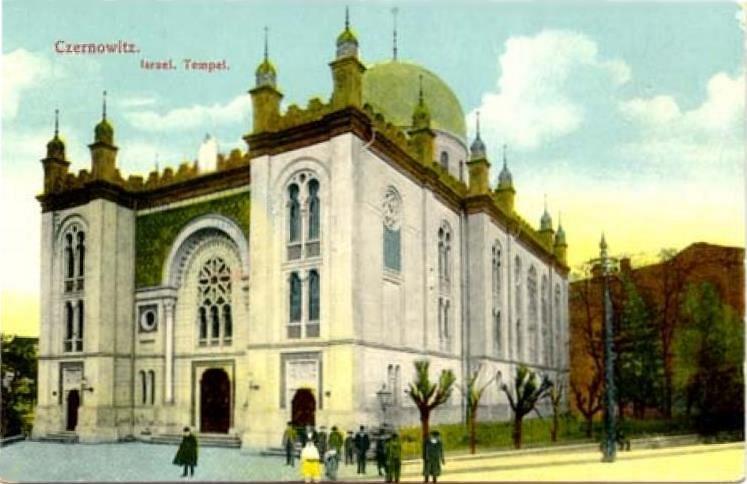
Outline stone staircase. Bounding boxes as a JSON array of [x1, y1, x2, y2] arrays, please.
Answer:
[[149, 433, 241, 448], [37, 431, 78, 444]]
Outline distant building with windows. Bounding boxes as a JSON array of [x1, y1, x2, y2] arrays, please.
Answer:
[[32, 16, 569, 447]]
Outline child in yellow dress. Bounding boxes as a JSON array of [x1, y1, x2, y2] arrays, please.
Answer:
[[300, 437, 321, 483]]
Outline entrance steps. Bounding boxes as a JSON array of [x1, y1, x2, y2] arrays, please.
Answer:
[[149, 433, 241, 448], [37, 431, 78, 444]]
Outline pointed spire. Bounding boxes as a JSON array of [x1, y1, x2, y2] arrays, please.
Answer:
[[498, 143, 513, 188], [600, 232, 608, 257], [255, 26, 277, 88], [263, 25, 269, 62], [392, 7, 399, 60], [46, 108, 65, 159], [469, 111, 486, 160], [418, 74, 424, 105], [555, 211, 566, 245], [540, 193, 553, 231], [336, 5, 359, 58], [94, 90, 114, 144]]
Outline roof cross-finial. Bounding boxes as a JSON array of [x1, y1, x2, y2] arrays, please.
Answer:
[[263, 26, 269, 61], [544, 193, 548, 212], [102, 90, 107, 120], [345, 5, 350, 30], [558, 210, 562, 226], [391, 7, 399, 60], [475, 111, 481, 139], [54, 108, 59, 137], [155, 153, 159, 173], [502, 143, 508, 168]]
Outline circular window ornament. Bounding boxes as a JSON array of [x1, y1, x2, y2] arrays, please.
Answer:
[[139, 308, 158, 332]]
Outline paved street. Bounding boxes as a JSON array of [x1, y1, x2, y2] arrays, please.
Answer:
[[0, 440, 742, 482], [393, 442, 744, 482]]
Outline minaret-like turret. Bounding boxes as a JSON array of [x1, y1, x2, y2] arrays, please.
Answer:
[[408, 75, 435, 165], [554, 212, 568, 265], [495, 144, 515, 212], [250, 27, 283, 133], [538, 195, 555, 247], [466, 111, 490, 195], [41, 109, 70, 193], [89, 91, 119, 182], [330, 7, 365, 109]]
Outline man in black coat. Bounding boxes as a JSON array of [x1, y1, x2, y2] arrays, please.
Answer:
[[344, 431, 355, 465], [173, 427, 198, 477], [375, 430, 388, 476], [353, 425, 370, 475]]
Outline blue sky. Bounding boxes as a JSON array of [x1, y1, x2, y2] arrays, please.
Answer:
[[2, 0, 744, 335]]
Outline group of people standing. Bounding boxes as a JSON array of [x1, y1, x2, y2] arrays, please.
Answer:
[[282, 422, 404, 483]]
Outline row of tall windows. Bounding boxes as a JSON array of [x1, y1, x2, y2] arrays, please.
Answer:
[[139, 370, 156, 405], [62, 224, 85, 353]]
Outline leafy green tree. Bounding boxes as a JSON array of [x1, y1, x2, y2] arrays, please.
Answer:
[[675, 283, 743, 434], [500, 365, 553, 449], [617, 278, 663, 418], [406, 360, 456, 457], [1, 335, 37, 436]]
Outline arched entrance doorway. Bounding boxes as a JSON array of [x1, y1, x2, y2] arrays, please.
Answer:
[[291, 388, 316, 428], [66, 390, 80, 431], [200, 368, 230, 433]]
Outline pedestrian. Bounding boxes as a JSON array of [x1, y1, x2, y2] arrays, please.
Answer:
[[344, 430, 355, 466], [423, 430, 445, 483], [173, 426, 198, 478], [300, 437, 322, 483], [324, 448, 339, 481], [316, 425, 328, 458], [375, 430, 388, 476], [282, 421, 297, 466], [386, 432, 402, 483], [328, 426, 344, 462], [354, 425, 370, 474]]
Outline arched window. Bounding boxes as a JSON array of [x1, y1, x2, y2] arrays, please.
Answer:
[[76, 232, 85, 277], [492, 242, 502, 356], [286, 173, 321, 260], [541, 276, 550, 366], [288, 184, 301, 244], [76, 300, 84, 352], [527, 266, 538, 363], [140, 370, 147, 405], [554, 284, 562, 367], [65, 234, 74, 280], [64, 302, 74, 352], [223, 305, 233, 343], [197, 256, 233, 346], [148, 370, 156, 405], [438, 223, 451, 284], [308, 179, 320, 241], [383, 187, 402, 272], [440, 151, 449, 171], [514, 257, 523, 361], [288, 272, 302, 338], [307, 270, 320, 337]]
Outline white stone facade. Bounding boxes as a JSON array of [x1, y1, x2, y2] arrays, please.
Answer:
[[34, 128, 568, 448]]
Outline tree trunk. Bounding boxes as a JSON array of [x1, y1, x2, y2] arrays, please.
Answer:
[[512, 415, 523, 449], [585, 415, 593, 438], [469, 405, 477, 454], [663, 364, 673, 418], [551, 411, 558, 442], [420, 410, 430, 461]]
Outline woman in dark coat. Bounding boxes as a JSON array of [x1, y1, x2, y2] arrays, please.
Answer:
[[423, 431, 444, 483], [173, 427, 198, 477]]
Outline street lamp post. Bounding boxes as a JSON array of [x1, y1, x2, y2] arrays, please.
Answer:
[[599, 234, 617, 463]]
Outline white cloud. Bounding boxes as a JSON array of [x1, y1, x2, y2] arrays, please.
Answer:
[[2, 49, 57, 120], [618, 71, 744, 172], [119, 96, 157, 108], [125, 95, 251, 132], [468, 30, 630, 150]]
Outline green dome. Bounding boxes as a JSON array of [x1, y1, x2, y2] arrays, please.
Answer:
[[256, 58, 276, 76], [95, 118, 114, 144], [337, 28, 358, 45], [362, 61, 466, 140]]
